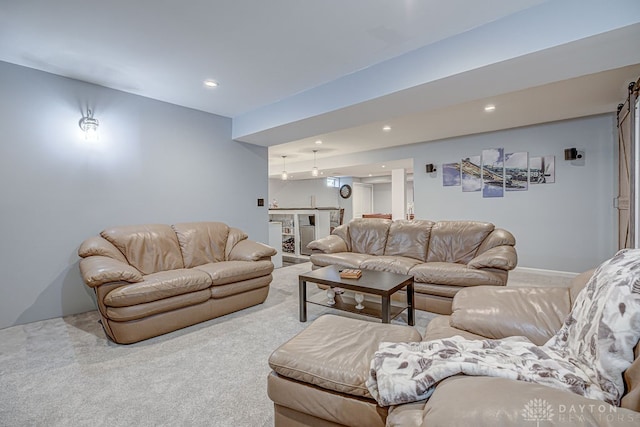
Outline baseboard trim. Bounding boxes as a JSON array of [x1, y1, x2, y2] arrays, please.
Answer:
[[513, 266, 578, 279]]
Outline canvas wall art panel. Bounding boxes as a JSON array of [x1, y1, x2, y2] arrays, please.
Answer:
[[481, 148, 504, 198], [442, 162, 461, 186], [530, 155, 555, 184], [505, 152, 528, 191], [461, 156, 481, 192]]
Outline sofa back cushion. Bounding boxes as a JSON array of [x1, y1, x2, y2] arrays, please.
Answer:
[[384, 220, 435, 261], [427, 221, 495, 264], [348, 218, 391, 255], [172, 222, 230, 268], [225, 227, 248, 260], [101, 224, 184, 275]]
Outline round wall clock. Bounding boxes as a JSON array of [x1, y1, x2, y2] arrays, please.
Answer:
[[339, 184, 352, 199]]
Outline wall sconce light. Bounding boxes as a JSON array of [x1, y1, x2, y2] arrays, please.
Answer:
[[79, 109, 99, 141], [281, 156, 288, 180], [425, 163, 437, 173], [564, 148, 583, 161], [311, 150, 319, 177]]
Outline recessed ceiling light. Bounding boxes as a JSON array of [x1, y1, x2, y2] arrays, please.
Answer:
[[204, 80, 219, 88], [484, 104, 496, 112], [382, 125, 391, 132], [381, 165, 386, 168], [368, 174, 372, 177], [315, 140, 322, 145]]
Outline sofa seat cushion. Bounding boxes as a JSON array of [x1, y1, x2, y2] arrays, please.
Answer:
[[414, 282, 464, 298], [409, 262, 506, 287], [194, 260, 274, 286], [360, 256, 422, 275], [269, 314, 421, 399], [310, 253, 373, 268], [210, 275, 272, 298], [105, 289, 211, 321], [103, 269, 212, 307]]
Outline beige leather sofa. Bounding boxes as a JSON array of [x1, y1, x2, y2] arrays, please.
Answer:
[[308, 218, 517, 314], [267, 271, 640, 426], [78, 222, 276, 344]]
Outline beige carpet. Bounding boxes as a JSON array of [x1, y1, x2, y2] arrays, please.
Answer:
[[0, 263, 570, 426]]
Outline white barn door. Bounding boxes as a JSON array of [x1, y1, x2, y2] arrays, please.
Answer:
[[617, 78, 639, 249]]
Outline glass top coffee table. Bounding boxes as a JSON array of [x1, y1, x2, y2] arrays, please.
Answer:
[[298, 265, 415, 325]]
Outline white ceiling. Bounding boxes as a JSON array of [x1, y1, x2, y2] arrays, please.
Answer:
[[1, 0, 639, 180]]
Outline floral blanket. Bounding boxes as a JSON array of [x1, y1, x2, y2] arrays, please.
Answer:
[[366, 249, 640, 407]]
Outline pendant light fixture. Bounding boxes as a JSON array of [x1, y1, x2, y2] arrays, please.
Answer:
[[311, 150, 319, 177], [281, 156, 288, 180]]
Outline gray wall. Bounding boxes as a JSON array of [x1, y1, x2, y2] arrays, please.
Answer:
[[0, 61, 269, 329], [268, 176, 355, 223], [371, 181, 414, 214], [412, 115, 616, 272], [268, 177, 413, 221], [372, 183, 392, 214], [269, 178, 341, 209], [292, 115, 616, 273]]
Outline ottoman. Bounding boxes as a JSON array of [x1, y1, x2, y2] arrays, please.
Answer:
[[267, 314, 421, 427]]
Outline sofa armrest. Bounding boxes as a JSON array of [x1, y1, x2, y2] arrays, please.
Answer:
[[228, 240, 277, 261], [306, 235, 348, 253], [467, 246, 517, 270], [450, 286, 571, 345], [79, 256, 143, 288], [78, 236, 128, 263], [423, 376, 640, 427]]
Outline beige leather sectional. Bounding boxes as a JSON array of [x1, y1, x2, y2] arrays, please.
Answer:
[[78, 222, 276, 344], [308, 218, 517, 314], [267, 271, 640, 426]]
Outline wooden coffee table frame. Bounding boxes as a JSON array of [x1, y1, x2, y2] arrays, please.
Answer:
[[298, 265, 415, 325]]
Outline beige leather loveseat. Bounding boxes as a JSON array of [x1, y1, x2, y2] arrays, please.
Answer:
[[78, 222, 276, 344], [308, 218, 517, 314], [267, 271, 640, 426]]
